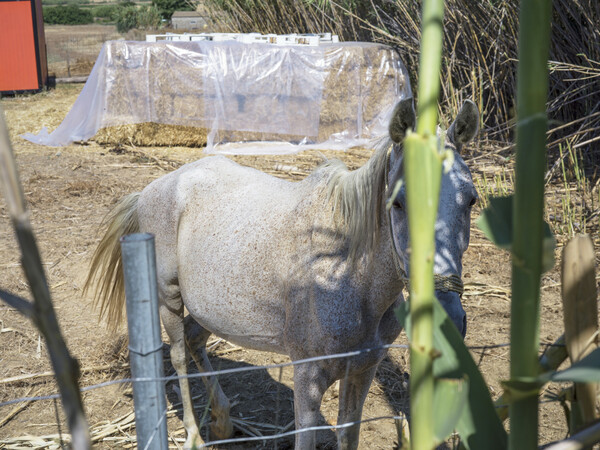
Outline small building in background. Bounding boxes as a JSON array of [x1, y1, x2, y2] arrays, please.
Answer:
[[171, 11, 207, 31], [0, 0, 48, 94]]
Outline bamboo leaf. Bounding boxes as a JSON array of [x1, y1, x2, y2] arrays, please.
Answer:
[[476, 195, 556, 272], [476, 196, 513, 249], [432, 299, 507, 449], [398, 299, 508, 448], [548, 348, 600, 383], [395, 301, 411, 339], [433, 377, 468, 445]]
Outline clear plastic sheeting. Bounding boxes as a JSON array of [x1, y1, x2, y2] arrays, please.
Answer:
[[24, 40, 411, 154]]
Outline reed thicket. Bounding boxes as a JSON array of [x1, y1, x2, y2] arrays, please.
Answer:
[[205, 0, 599, 169]]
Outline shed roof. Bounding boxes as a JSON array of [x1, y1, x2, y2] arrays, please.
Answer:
[[172, 11, 202, 18]]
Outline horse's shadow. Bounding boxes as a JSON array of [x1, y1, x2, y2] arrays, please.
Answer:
[[374, 351, 410, 449], [161, 345, 456, 449], [162, 347, 337, 449]]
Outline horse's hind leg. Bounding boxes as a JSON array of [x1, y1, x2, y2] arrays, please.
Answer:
[[159, 297, 201, 449], [336, 366, 377, 450], [184, 315, 233, 440]]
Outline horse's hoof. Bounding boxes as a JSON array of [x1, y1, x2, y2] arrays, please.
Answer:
[[183, 433, 202, 450], [210, 417, 234, 440]]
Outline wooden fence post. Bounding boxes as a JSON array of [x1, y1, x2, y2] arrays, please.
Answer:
[[561, 235, 598, 430]]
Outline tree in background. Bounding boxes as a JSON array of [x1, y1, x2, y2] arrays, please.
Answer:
[[43, 4, 93, 25], [115, 5, 138, 33], [151, 0, 196, 20], [137, 5, 162, 30], [91, 4, 122, 23], [114, 4, 162, 33]]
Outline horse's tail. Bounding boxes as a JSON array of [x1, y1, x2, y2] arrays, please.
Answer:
[[83, 193, 140, 330]]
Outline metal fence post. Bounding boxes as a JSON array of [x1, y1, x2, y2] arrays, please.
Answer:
[[120, 233, 168, 450]]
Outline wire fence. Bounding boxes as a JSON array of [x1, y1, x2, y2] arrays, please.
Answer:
[[44, 25, 122, 78], [0, 340, 567, 448]]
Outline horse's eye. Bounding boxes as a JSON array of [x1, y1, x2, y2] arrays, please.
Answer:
[[468, 196, 477, 208], [393, 199, 404, 210]]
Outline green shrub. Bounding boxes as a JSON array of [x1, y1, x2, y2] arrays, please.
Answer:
[[115, 5, 139, 33], [91, 4, 121, 21], [136, 5, 162, 30], [113, 4, 161, 33], [43, 4, 94, 24]]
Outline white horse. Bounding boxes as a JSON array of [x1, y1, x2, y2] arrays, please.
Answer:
[[85, 97, 479, 450]]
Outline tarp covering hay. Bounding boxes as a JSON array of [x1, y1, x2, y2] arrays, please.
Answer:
[[24, 40, 411, 154]]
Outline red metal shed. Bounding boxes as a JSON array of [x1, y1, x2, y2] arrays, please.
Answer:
[[0, 0, 48, 94]]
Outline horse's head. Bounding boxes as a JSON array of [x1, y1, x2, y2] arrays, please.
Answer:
[[386, 98, 480, 338]]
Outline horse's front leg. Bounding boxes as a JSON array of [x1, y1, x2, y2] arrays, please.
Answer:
[[292, 362, 329, 449], [336, 366, 377, 450], [160, 301, 201, 449]]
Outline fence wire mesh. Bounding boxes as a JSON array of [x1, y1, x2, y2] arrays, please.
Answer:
[[0, 340, 567, 449]]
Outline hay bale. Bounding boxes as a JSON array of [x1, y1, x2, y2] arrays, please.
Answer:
[[94, 122, 208, 147], [91, 41, 407, 147]]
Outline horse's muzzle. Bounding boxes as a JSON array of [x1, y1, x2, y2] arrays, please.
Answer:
[[435, 290, 467, 339]]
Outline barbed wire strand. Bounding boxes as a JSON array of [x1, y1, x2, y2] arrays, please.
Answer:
[[0, 339, 572, 448], [199, 414, 408, 448], [0, 344, 407, 408], [0, 340, 565, 409], [60, 395, 576, 449], [198, 399, 565, 448]]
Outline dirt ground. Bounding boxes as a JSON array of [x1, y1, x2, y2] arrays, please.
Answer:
[[0, 84, 592, 448]]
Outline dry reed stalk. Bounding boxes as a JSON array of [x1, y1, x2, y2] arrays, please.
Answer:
[[0, 387, 35, 428], [0, 363, 130, 385], [0, 106, 91, 448]]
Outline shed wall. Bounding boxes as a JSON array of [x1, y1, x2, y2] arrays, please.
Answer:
[[0, 0, 48, 93]]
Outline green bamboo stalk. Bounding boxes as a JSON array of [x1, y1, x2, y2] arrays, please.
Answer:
[[509, 0, 553, 448], [405, 134, 442, 450], [405, 0, 445, 448], [415, 0, 445, 135]]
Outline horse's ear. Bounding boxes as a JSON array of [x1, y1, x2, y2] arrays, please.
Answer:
[[448, 100, 479, 147], [389, 97, 416, 144]]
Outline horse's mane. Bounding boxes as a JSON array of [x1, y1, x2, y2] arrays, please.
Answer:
[[324, 137, 393, 262]]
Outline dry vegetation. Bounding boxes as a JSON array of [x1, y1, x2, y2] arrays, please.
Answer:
[[0, 81, 596, 448]]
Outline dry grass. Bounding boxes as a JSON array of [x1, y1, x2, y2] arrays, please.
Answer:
[[94, 123, 210, 148]]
